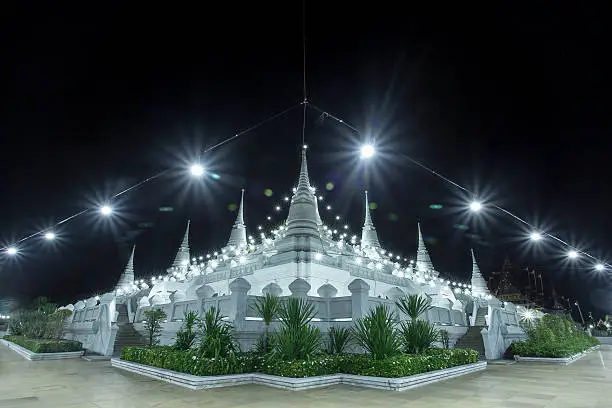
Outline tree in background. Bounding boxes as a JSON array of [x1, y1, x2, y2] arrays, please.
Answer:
[[143, 309, 167, 346]]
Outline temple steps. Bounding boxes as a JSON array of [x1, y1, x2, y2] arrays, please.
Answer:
[[454, 326, 486, 360], [474, 308, 488, 326], [112, 323, 148, 356]]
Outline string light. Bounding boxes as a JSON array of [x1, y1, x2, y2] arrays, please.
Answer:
[[310, 103, 610, 272], [44, 232, 56, 241], [469, 201, 482, 212], [360, 144, 375, 159], [0, 104, 302, 255], [529, 231, 542, 241], [189, 163, 204, 176], [100, 205, 113, 216], [2, 101, 607, 292]]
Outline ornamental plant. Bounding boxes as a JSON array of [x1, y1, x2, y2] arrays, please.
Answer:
[[353, 304, 401, 360], [252, 294, 280, 354], [198, 306, 237, 358], [327, 326, 352, 355], [273, 297, 321, 360], [119, 346, 478, 378], [511, 313, 600, 358], [174, 311, 200, 350], [143, 308, 167, 346], [395, 293, 432, 321], [396, 294, 438, 354], [439, 329, 450, 349], [7, 297, 72, 340]]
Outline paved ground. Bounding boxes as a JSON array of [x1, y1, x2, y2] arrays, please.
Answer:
[[1, 344, 611, 408]]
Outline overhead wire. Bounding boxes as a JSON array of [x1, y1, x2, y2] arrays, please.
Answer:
[[301, 0, 308, 147], [306, 103, 610, 270], [1, 102, 302, 253]]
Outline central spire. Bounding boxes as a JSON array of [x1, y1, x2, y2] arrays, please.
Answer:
[[172, 220, 191, 268], [361, 190, 381, 248], [285, 147, 321, 238], [470, 249, 490, 297], [226, 189, 247, 248], [116, 245, 135, 290], [416, 223, 435, 274]]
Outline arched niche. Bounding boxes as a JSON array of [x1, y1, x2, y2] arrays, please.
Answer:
[[195, 284, 215, 299], [262, 282, 282, 297], [317, 283, 338, 298], [386, 286, 405, 300]]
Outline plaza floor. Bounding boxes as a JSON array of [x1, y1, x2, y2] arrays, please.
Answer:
[[1, 345, 610, 408]]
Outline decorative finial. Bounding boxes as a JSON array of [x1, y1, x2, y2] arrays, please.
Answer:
[[416, 222, 434, 273], [284, 144, 322, 239], [172, 221, 191, 268], [470, 248, 490, 296], [227, 189, 247, 248], [116, 245, 136, 290], [361, 190, 381, 248]]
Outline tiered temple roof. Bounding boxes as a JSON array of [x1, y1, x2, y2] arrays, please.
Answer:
[[115, 147, 478, 298]]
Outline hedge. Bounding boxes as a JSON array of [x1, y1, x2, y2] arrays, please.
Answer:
[[4, 335, 82, 353], [511, 314, 600, 358], [121, 346, 264, 376], [120, 346, 478, 378], [511, 336, 599, 358]]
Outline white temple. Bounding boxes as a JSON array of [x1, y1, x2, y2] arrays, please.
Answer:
[[61, 148, 526, 359]]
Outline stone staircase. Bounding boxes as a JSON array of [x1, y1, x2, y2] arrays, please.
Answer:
[[474, 307, 488, 326], [112, 304, 148, 356], [455, 326, 486, 360]]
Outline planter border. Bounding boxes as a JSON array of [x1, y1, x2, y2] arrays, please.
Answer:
[[111, 358, 487, 391], [1, 338, 84, 361], [514, 345, 600, 365]]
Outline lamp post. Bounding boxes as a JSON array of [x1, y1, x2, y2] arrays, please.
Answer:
[[574, 301, 585, 325]]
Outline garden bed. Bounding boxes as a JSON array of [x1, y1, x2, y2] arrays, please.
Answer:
[[1, 337, 84, 361], [111, 357, 486, 391], [514, 345, 600, 365]]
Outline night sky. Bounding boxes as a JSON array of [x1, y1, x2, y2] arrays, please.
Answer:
[[1, 4, 610, 317]]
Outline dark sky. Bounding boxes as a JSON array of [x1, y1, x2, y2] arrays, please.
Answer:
[[1, 4, 610, 317]]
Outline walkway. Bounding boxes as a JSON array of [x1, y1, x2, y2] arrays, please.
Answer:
[[1, 344, 611, 407]]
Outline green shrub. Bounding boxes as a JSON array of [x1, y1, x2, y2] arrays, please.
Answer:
[[273, 298, 321, 360], [353, 304, 401, 360], [255, 333, 277, 354], [439, 330, 450, 349], [4, 335, 82, 353], [262, 355, 341, 377], [199, 307, 237, 358], [174, 311, 200, 351], [119, 345, 478, 378], [327, 326, 352, 355], [395, 294, 432, 320], [512, 314, 600, 358], [120, 346, 262, 376], [252, 294, 280, 354], [399, 319, 439, 354], [8, 298, 72, 340], [144, 309, 167, 346], [339, 348, 478, 378], [395, 294, 438, 354]]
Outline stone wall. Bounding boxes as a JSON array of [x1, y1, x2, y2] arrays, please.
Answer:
[[62, 293, 118, 356], [62, 276, 520, 355], [481, 302, 525, 360]]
